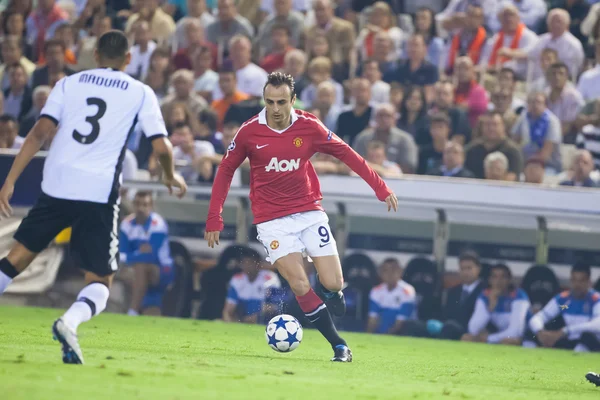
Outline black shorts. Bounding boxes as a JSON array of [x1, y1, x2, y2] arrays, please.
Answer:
[[14, 192, 119, 277]]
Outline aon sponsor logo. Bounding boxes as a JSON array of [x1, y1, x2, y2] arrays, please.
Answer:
[[265, 157, 301, 172]]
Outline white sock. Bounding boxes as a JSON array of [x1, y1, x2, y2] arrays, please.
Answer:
[[127, 309, 139, 316], [575, 343, 590, 352], [0, 271, 12, 294], [62, 283, 110, 330]]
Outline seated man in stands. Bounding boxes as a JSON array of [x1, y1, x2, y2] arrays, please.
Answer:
[[222, 248, 281, 324], [483, 152, 510, 181], [526, 263, 600, 352], [119, 192, 174, 316], [428, 251, 484, 340], [560, 150, 597, 188], [366, 258, 416, 335], [430, 141, 475, 178], [462, 264, 530, 345], [361, 140, 402, 178]]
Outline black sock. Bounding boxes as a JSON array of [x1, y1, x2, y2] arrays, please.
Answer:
[[305, 304, 347, 349], [0, 258, 19, 278]]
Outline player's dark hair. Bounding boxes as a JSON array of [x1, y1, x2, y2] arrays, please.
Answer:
[[96, 30, 129, 62], [263, 72, 295, 100], [135, 191, 153, 200], [44, 38, 65, 53], [572, 262, 591, 278], [0, 114, 17, 124], [199, 109, 218, 132], [459, 250, 481, 267]]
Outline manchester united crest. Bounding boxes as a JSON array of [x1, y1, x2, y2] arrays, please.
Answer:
[[270, 240, 279, 250], [293, 137, 303, 148]]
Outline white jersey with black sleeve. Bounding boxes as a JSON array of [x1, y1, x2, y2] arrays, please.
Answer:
[[39, 68, 167, 204]]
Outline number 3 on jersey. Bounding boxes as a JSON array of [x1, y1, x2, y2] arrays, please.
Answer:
[[72, 97, 107, 145]]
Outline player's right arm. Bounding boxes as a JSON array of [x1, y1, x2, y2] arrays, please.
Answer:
[[139, 84, 187, 198], [204, 126, 249, 248], [528, 295, 561, 334]]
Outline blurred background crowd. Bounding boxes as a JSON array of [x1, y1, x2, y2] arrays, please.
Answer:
[[2, 0, 600, 352]]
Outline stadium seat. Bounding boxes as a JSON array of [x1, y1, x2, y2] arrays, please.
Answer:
[[520, 264, 560, 314], [160, 241, 194, 317], [339, 253, 378, 326], [402, 257, 441, 320]]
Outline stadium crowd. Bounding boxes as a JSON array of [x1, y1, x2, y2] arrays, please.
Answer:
[[2, 0, 600, 351]]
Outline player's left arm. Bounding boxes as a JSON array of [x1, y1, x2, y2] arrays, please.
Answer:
[[564, 298, 600, 336], [0, 78, 65, 217], [487, 298, 530, 344], [311, 122, 398, 211]]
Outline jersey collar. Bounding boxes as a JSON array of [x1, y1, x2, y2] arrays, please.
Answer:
[[258, 107, 298, 134]]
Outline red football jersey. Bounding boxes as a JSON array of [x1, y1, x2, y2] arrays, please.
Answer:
[[205, 109, 393, 231]]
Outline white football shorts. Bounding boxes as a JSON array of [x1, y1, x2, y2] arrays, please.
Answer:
[[256, 210, 339, 264]]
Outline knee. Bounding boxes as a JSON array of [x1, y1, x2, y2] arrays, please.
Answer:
[[319, 275, 343, 293]]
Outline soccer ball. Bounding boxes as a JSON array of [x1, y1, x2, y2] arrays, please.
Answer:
[[265, 314, 303, 352]]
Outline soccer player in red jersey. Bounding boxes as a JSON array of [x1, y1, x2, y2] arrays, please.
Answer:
[[205, 72, 398, 362]]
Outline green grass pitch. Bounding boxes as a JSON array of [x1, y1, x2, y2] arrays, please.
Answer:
[[1, 306, 599, 400]]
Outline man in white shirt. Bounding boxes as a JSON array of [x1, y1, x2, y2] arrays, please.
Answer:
[[577, 42, 600, 102], [124, 21, 157, 81], [528, 9, 585, 81], [212, 35, 268, 100], [0, 31, 187, 365], [171, 123, 215, 182], [173, 0, 215, 51]]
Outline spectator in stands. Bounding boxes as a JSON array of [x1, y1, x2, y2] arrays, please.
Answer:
[[431, 251, 484, 340], [528, 9, 585, 81], [300, 56, 343, 109], [551, 0, 589, 46], [172, 123, 215, 182], [476, 88, 518, 141], [355, 2, 404, 61], [197, 108, 223, 151], [19, 85, 50, 138], [172, 19, 217, 71], [430, 141, 475, 178], [530, 48, 558, 93], [484, 151, 510, 181], [523, 157, 546, 184], [223, 247, 281, 323], [313, 81, 340, 131], [465, 111, 523, 180], [361, 59, 390, 105], [385, 34, 438, 103], [25, 0, 68, 61], [0, 114, 23, 149], [354, 103, 418, 173], [546, 62, 585, 141], [162, 69, 208, 120], [306, 35, 330, 62], [397, 86, 428, 140], [255, 0, 304, 58], [119, 191, 175, 316], [304, 0, 355, 80], [192, 46, 219, 102], [49, 23, 77, 66], [444, 5, 488, 76], [511, 92, 562, 175], [370, 31, 397, 78], [436, 0, 496, 34], [213, 35, 267, 100], [362, 140, 402, 178], [173, 0, 215, 50], [259, 24, 294, 73], [527, 263, 600, 352], [3, 64, 32, 122], [311, 152, 349, 176], [212, 69, 250, 130], [367, 258, 416, 335], [3, 11, 33, 61], [454, 57, 488, 128], [577, 41, 600, 102], [418, 112, 451, 175], [481, 5, 538, 79], [75, 13, 112, 72], [0, 36, 35, 92], [426, 80, 471, 146], [463, 264, 530, 345], [30, 40, 75, 91], [576, 100, 600, 170], [560, 149, 597, 187], [282, 49, 308, 97], [164, 101, 202, 137], [125, 0, 176, 44], [144, 48, 171, 100], [495, 68, 525, 112], [125, 21, 157, 81], [411, 7, 444, 65], [205, 0, 253, 53], [336, 78, 372, 146]]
